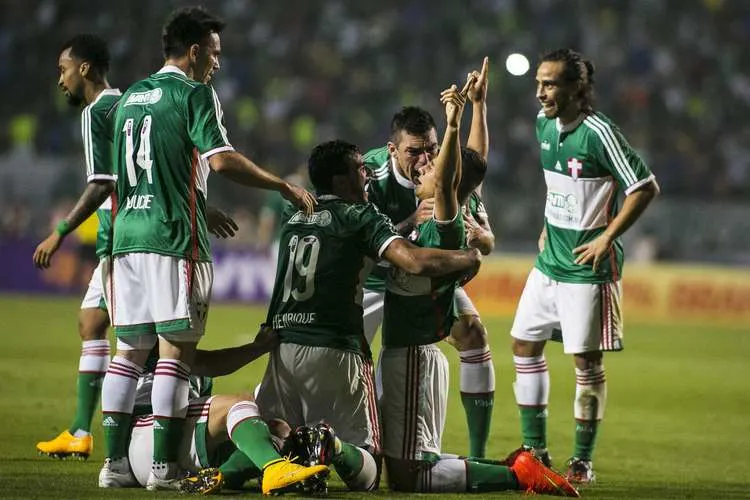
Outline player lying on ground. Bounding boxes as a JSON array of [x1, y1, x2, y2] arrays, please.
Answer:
[[256, 139, 482, 491], [378, 78, 579, 497], [363, 57, 497, 458], [104, 325, 329, 495]]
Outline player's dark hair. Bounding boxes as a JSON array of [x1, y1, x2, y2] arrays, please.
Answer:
[[162, 6, 225, 59], [390, 106, 437, 143], [60, 34, 110, 74], [308, 140, 360, 194], [541, 48, 595, 114], [458, 147, 487, 204]]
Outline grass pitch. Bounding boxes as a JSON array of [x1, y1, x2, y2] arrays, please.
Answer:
[[0, 295, 748, 499]]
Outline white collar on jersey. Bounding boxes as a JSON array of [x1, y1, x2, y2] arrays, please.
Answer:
[[391, 156, 415, 189], [317, 194, 340, 201], [556, 112, 585, 133], [157, 65, 189, 78], [90, 88, 122, 107]]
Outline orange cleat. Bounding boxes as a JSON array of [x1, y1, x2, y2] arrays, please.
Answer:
[[511, 451, 580, 497]]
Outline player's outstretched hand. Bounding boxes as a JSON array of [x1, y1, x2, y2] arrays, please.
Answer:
[[33, 232, 62, 269], [206, 206, 239, 239], [282, 182, 316, 216], [573, 233, 614, 272], [440, 83, 470, 129], [467, 56, 489, 104]]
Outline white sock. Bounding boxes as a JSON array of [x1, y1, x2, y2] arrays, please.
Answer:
[[459, 346, 495, 394], [512, 355, 549, 406], [417, 458, 467, 492], [101, 355, 141, 415], [226, 401, 262, 439], [574, 366, 607, 421], [151, 359, 190, 419]]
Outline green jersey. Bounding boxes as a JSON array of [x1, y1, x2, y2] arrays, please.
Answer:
[[82, 89, 121, 258], [112, 66, 233, 261], [363, 146, 418, 291], [382, 214, 465, 347], [266, 195, 401, 356], [535, 111, 654, 283]]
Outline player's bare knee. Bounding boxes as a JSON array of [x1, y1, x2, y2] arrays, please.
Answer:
[[384, 457, 420, 492], [77, 308, 109, 341], [574, 350, 603, 370], [450, 315, 487, 351], [512, 337, 545, 357]]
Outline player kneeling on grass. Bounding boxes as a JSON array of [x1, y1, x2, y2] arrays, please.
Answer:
[[378, 79, 579, 497], [105, 326, 329, 495]]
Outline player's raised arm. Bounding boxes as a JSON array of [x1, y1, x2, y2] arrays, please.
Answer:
[[466, 56, 489, 161], [433, 81, 470, 222]]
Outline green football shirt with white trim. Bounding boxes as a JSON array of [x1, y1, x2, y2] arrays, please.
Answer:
[[266, 196, 401, 356], [81, 88, 121, 258], [536, 110, 655, 284], [112, 65, 233, 262]]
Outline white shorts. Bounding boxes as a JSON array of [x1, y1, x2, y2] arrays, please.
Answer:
[[107, 253, 213, 340], [128, 397, 214, 486], [378, 344, 448, 460], [453, 286, 478, 317], [511, 268, 623, 353], [81, 258, 108, 311], [362, 289, 385, 345], [256, 343, 381, 453]]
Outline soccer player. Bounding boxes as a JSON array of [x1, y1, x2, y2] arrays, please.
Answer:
[[98, 7, 315, 490], [509, 48, 659, 483], [364, 58, 497, 458], [256, 139, 482, 492], [124, 326, 329, 495], [33, 34, 120, 460], [378, 81, 578, 497]]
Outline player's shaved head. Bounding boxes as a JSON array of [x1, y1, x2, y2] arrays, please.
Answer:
[[390, 107, 436, 144], [308, 140, 360, 194], [162, 6, 225, 59], [60, 34, 110, 75]]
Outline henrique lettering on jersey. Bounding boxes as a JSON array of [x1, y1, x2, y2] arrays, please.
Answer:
[[272, 312, 317, 329]]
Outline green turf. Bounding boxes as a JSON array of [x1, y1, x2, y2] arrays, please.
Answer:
[[1, 294, 749, 499]]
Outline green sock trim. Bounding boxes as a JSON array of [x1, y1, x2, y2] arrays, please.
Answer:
[[153, 417, 185, 463], [103, 413, 131, 459], [69, 372, 105, 434], [519, 405, 547, 449], [219, 449, 260, 489], [331, 442, 365, 481], [466, 461, 519, 493], [573, 419, 599, 461], [461, 393, 494, 458], [231, 418, 281, 470]]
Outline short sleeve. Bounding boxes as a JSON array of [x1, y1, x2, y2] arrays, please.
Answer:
[[585, 115, 654, 195], [357, 204, 401, 259], [82, 105, 116, 182], [186, 85, 233, 159], [431, 212, 465, 250]]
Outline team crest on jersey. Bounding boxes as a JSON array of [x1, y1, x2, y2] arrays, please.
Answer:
[[288, 210, 332, 227], [567, 157, 583, 180], [124, 88, 163, 107], [541, 140, 551, 151]]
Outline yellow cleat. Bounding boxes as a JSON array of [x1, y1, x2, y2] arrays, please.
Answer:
[[36, 430, 93, 459], [261, 458, 329, 495]]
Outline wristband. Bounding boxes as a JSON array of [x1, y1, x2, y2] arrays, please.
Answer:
[[55, 220, 71, 237]]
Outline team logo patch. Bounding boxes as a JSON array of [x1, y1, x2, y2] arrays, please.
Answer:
[[567, 157, 583, 180], [288, 210, 332, 227], [541, 140, 551, 151]]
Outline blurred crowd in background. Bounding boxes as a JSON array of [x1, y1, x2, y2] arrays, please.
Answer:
[[1, 0, 749, 263]]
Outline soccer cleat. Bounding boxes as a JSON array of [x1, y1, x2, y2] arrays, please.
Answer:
[[308, 423, 337, 466], [37, 430, 93, 459], [511, 451, 580, 497], [286, 425, 313, 465], [146, 461, 185, 491], [180, 467, 224, 495], [566, 457, 596, 484], [501, 445, 552, 468], [98, 457, 139, 488], [260, 457, 329, 495]]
